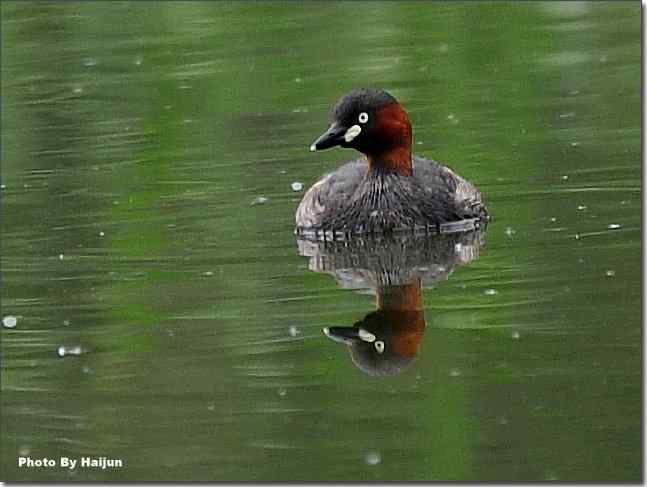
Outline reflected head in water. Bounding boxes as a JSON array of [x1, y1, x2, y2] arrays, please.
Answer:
[[297, 228, 486, 376], [324, 279, 425, 376]]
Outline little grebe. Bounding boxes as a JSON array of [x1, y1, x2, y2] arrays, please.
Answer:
[[295, 88, 487, 235]]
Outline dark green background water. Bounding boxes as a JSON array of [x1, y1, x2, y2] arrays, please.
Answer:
[[1, 1, 641, 482]]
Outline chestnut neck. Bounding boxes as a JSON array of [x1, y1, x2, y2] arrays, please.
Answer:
[[366, 102, 413, 176], [376, 279, 422, 311]]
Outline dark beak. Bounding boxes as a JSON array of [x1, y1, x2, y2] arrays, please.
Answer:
[[322, 326, 376, 345], [310, 122, 346, 152]]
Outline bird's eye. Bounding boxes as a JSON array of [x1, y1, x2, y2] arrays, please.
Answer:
[[374, 341, 385, 354], [358, 112, 369, 124]]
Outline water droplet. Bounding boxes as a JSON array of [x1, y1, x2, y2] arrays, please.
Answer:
[[549, 217, 557, 223], [291, 181, 303, 192], [3, 315, 17, 328], [577, 205, 587, 211], [605, 270, 616, 277], [511, 331, 520, 340], [607, 223, 621, 230], [364, 451, 381, 465], [99, 231, 105, 237], [288, 325, 300, 337], [59, 254, 64, 260], [483, 288, 498, 296], [561, 175, 569, 180]]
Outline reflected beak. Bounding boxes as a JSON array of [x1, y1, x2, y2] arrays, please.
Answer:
[[323, 326, 376, 345], [310, 122, 346, 152]]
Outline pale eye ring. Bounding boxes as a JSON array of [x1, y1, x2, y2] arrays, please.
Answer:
[[358, 112, 369, 124]]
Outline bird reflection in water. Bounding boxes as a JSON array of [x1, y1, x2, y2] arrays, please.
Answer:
[[297, 226, 486, 376]]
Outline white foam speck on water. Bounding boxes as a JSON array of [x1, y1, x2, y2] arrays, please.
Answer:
[[57, 345, 84, 357], [483, 288, 498, 296], [549, 217, 557, 223], [607, 223, 622, 230], [278, 388, 287, 397], [59, 254, 64, 260], [446, 113, 459, 125], [605, 270, 616, 277], [288, 326, 300, 337], [204, 271, 214, 276], [251, 196, 269, 206], [571, 141, 579, 147], [63, 319, 71, 326], [3, 315, 17, 328], [562, 175, 569, 180], [449, 368, 462, 377], [577, 205, 587, 211], [83, 58, 97, 67], [99, 231, 105, 237], [291, 182, 303, 192], [19, 445, 31, 456], [0, 184, 6, 190], [364, 451, 381, 465], [511, 331, 520, 340], [505, 227, 516, 237]]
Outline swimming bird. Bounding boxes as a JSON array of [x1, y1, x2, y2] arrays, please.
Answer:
[[296, 88, 487, 236]]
